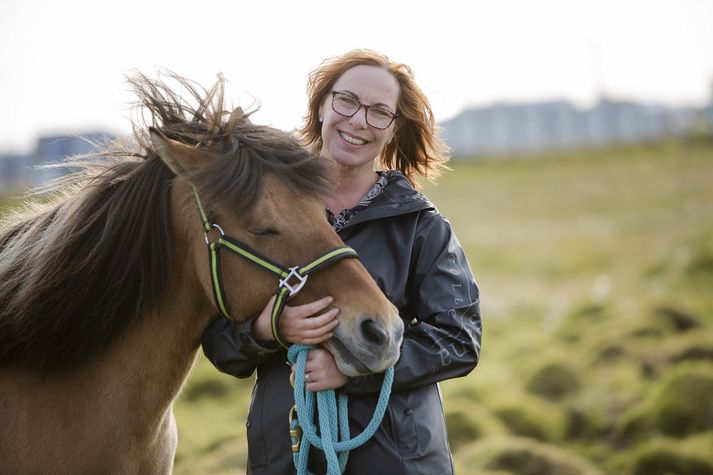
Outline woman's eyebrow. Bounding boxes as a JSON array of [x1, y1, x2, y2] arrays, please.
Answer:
[[340, 89, 394, 110]]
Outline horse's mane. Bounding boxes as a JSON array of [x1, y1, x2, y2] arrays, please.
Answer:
[[0, 73, 328, 372]]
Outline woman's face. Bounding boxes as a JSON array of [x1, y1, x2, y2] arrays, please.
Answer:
[[318, 65, 399, 172]]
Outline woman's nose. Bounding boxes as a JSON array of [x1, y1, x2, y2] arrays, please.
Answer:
[[348, 106, 369, 129]]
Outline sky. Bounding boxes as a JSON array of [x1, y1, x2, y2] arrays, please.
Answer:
[[1, 0, 712, 153]]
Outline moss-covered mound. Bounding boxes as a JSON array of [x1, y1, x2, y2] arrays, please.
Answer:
[[444, 398, 509, 451], [630, 446, 713, 475], [457, 436, 603, 475], [621, 434, 713, 475], [525, 361, 582, 400], [615, 403, 655, 447], [491, 394, 568, 442], [564, 403, 610, 441], [649, 363, 713, 437], [616, 363, 713, 444]]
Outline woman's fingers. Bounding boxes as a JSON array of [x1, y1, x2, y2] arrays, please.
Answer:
[[298, 308, 340, 329], [299, 319, 339, 338], [290, 296, 334, 318], [282, 307, 338, 330], [298, 322, 338, 344], [303, 349, 347, 390], [278, 299, 340, 344]]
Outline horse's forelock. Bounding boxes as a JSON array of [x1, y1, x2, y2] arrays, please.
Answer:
[[130, 72, 330, 212], [190, 124, 330, 217]]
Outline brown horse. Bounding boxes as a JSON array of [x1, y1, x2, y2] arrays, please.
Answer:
[[0, 74, 403, 474]]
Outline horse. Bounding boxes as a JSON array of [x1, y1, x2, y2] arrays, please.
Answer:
[[0, 73, 403, 474]]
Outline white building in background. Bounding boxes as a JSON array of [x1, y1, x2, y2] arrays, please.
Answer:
[[440, 97, 702, 157]]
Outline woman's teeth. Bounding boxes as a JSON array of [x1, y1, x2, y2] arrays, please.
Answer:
[[340, 132, 366, 145]]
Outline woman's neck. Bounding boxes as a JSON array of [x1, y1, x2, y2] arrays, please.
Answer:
[[325, 164, 379, 215]]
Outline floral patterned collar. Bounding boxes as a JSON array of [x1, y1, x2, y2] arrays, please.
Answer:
[[326, 172, 388, 232]]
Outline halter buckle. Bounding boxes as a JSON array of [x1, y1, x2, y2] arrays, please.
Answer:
[[279, 266, 308, 297], [204, 223, 225, 245]]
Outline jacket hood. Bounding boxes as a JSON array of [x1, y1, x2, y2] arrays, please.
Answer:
[[342, 170, 436, 228]]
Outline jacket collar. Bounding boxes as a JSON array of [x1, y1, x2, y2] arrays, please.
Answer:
[[339, 170, 435, 229]]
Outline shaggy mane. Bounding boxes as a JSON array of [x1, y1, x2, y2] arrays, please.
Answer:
[[0, 73, 328, 372]]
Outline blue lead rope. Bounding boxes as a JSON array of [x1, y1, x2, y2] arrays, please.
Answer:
[[287, 344, 395, 475]]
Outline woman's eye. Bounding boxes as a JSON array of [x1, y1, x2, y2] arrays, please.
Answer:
[[248, 228, 280, 237], [338, 96, 357, 106], [371, 108, 392, 120]]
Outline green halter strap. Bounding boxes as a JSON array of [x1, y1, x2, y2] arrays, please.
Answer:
[[190, 184, 358, 348]]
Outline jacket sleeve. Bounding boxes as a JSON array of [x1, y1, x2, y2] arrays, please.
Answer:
[[343, 211, 482, 395], [201, 315, 281, 379]]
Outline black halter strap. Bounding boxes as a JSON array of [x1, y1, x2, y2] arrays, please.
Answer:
[[191, 184, 358, 348]]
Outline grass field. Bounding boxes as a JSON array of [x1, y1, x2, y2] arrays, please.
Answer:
[[172, 138, 713, 474]]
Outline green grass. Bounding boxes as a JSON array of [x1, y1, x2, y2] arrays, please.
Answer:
[[172, 356, 253, 474]]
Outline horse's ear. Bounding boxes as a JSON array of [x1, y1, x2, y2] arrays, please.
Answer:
[[149, 128, 206, 176]]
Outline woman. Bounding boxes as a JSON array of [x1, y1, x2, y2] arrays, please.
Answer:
[[202, 49, 482, 474]]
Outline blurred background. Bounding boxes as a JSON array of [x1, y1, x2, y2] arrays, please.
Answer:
[[2, 1, 712, 474]]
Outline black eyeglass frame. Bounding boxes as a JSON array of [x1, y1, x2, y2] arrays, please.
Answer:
[[330, 91, 399, 129]]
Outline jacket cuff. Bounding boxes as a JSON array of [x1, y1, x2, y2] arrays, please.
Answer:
[[244, 317, 280, 353]]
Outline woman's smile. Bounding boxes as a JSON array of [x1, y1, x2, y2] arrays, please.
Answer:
[[339, 130, 367, 146]]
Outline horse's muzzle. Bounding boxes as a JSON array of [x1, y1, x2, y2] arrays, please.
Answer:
[[326, 314, 404, 377]]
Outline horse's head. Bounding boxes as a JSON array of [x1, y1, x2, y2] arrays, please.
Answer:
[[149, 113, 402, 376]]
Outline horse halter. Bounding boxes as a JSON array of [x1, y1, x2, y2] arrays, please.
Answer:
[[190, 184, 358, 348]]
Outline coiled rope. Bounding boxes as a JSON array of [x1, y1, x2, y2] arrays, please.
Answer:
[[287, 344, 394, 475]]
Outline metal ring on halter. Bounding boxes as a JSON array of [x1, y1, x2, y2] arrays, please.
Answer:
[[204, 223, 225, 245], [279, 266, 309, 297]]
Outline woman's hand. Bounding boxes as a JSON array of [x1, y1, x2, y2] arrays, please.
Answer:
[[303, 348, 347, 391], [252, 295, 339, 345]]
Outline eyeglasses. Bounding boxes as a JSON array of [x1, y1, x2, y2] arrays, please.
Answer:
[[330, 91, 399, 129]]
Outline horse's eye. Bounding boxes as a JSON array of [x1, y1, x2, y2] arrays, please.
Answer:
[[248, 228, 280, 237]]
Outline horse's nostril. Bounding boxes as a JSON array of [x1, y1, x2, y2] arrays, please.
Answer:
[[360, 318, 388, 346]]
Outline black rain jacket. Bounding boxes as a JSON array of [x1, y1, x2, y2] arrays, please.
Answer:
[[201, 171, 482, 474]]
